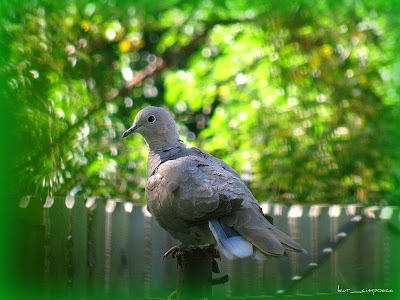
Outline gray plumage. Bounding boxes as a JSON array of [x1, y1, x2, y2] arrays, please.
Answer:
[[123, 106, 307, 259]]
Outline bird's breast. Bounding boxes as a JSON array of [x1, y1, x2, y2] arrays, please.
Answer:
[[145, 173, 181, 228]]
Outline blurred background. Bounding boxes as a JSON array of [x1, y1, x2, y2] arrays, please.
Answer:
[[2, 0, 400, 205], [1, 0, 400, 298]]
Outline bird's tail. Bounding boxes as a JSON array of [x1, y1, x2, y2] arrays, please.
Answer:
[[209, 220, 253, 259], [232, 208, 307, 257], [210, 208, 307, 259]]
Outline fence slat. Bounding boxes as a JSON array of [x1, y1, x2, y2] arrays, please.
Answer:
[[125, 205, 146, 297], [44, 197, 70, 295], [87, 198, 106, 296], [18, 196, 45, 292], [69, 196, 88, 295], [108, 202, 130, 297]]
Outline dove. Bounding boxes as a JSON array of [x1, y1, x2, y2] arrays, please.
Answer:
[[123, 106, 307, 259]]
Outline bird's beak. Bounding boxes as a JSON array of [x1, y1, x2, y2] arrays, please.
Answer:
[[122, 124, 141, 138]]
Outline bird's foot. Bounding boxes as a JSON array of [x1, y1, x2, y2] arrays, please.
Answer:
[[163, 244, 185, 259], [163, 244, 219, 259]]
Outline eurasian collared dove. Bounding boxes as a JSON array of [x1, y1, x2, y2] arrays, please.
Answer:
[[123, 106, 307, 259]]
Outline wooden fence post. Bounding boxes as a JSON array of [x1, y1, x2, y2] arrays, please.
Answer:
[[175, 247, 216, 300]]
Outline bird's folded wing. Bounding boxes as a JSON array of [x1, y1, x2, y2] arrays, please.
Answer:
[[188, 147, 243, 181], [156, 155, 251, 222]]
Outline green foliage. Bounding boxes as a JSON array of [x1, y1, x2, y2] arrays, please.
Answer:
[[2, 0, 400, 205]]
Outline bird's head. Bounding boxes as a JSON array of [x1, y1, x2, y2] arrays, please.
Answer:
[[123, 106, 181, 150]]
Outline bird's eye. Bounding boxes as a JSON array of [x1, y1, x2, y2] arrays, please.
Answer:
[[148, 115, 156, 123]]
